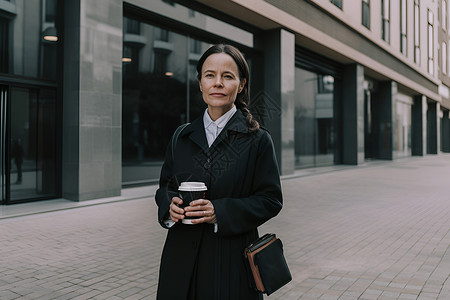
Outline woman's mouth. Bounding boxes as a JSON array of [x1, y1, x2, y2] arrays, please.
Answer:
[[210, 93, 226, 97]]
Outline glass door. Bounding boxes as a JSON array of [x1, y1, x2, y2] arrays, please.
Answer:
[[0, 84, 59, 204], [0, 85, 6, 203], [294, 68, 336, 168], [8, 86, 58, 203]]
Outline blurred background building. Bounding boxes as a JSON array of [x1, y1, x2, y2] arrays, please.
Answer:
[[0, 0, 449, 204]]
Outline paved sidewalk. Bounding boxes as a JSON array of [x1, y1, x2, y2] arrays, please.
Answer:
[[0, 155, 449, 299]]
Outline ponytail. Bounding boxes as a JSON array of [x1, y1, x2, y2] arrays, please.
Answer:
[[235, 94, 259, 133]]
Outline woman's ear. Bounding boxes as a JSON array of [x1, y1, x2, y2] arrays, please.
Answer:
[[239, 78, 247, 93], [199, 80, 203, 92]]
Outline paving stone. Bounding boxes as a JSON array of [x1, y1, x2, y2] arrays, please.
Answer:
[[0, 155, 449, 299]]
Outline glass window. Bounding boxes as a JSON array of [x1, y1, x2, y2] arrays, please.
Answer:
[[122, 3, 254, 185], [362, 0, 370, 29], [153, 51, 169, 74], [145, 2, 253, 48], [9, 87, 58, 202], [428, 9, 434, 74], [1, 86, 6, 202], [443, 42, 447, 74], [448, 42, 450, 75], [1, 0, 59, 80], [190, 38, 202, 54], [401, 0, 407, 55], [443, 0, 448, 31], [122, 21, 249, 185], [0, 17, 8, 73], [159, 28, 169, 42], [45, 0, 57, 23], [125, 17, 140, 34], [122, 45, 140, 75], [122, 23, 190, 185], [330, 0, 342, 9], [394, 100, 412, 158], [382, 0, 390, 43], [414, 0, 421, 64], [294, 68, 335, 168]]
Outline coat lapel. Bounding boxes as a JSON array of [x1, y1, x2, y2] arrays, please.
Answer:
[[181, 110, 249, 153], [210, 110, 248, 150], [181, 117, 209, 152]]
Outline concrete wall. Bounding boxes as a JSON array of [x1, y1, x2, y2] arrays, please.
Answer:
[[442, 110, 450, 152], [427, 102, 439, 154], [412, 95, 427, 156], [261, 29, 295, 175], [342, 64, 365, 164], [62, 0, 122, 201], [375, 81, 396, 160]]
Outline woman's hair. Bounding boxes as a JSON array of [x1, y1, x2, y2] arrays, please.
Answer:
[[196, 44, 259, 132]]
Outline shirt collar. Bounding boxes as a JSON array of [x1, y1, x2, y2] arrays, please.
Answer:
[[203, 105, 237, 129]]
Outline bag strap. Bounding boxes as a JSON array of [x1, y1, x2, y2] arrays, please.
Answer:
[[171, 123, 190, 161]]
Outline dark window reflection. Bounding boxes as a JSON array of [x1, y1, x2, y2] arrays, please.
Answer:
[[190, 38, 202, 54], [154, 51, 169, 74], [45, 0, 57, 23], [362, 0, 370, 29], [122, 6, 254, 185], [126, 18, 140, 34], [0, 17, 8, 73], [9, 87, 58, 202], [2, 0, 59, 80], [122, 20, 211, 185], [294, 68, 335, 168], [159, 29, 169, 42]]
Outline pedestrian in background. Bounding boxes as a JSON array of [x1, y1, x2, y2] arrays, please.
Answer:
[[155, 44, 283, 300], [12, 138, 23, 184]]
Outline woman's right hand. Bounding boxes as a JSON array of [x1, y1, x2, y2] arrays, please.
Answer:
[[169, 196, 185, 223]]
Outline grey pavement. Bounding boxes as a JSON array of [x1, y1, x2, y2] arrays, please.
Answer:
[[0, 154, 450, 299]]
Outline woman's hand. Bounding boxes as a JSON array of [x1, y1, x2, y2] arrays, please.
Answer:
[[184, 199, 217, 224], [169, 197, 185, 223]]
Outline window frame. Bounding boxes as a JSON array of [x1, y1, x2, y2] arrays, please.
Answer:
[[400, 0, 407, 55], [381, 0, 390, 43], [428, 9, 434, 74], [443, 0, 448, 31], [362, 0, 370, 29], [414, 0, 421, 65], [442, 41, 447, 74]]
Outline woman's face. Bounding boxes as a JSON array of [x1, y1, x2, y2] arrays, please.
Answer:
[[199, 53, 246, 114]]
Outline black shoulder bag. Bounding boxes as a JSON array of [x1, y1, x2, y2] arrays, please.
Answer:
[[244, 233, 292, 295]]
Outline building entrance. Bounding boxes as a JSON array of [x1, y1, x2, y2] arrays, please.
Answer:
[[0, 84, 59, 204], [1, 86, 6, 203]]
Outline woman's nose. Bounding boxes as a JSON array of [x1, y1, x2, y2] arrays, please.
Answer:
[[214, 78, 223, 87]]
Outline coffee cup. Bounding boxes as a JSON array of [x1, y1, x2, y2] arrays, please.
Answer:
[[178, 182, 208, 224]]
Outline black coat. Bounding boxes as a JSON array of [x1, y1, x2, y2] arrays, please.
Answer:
[[155, 110, 283, 300]]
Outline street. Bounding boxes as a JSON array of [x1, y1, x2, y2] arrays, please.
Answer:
[[1, 155, 450, 300]]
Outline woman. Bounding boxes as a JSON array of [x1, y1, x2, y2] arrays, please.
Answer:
[[155, 44, 283, 300]]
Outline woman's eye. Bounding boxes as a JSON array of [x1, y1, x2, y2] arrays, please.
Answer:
[[224, 75, 233, 79], [205, 74, 213, 78]]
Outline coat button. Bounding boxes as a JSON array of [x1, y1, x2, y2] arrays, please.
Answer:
[[204, 158, 211, 169]]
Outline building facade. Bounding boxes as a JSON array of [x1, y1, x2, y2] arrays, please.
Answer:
[[0, 0, 449, 204]]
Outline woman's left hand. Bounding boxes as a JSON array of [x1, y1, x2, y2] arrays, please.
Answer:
[[184, 199, 217, 224]]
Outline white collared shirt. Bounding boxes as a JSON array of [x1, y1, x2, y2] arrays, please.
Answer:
[[203, 105, 237, 147]]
